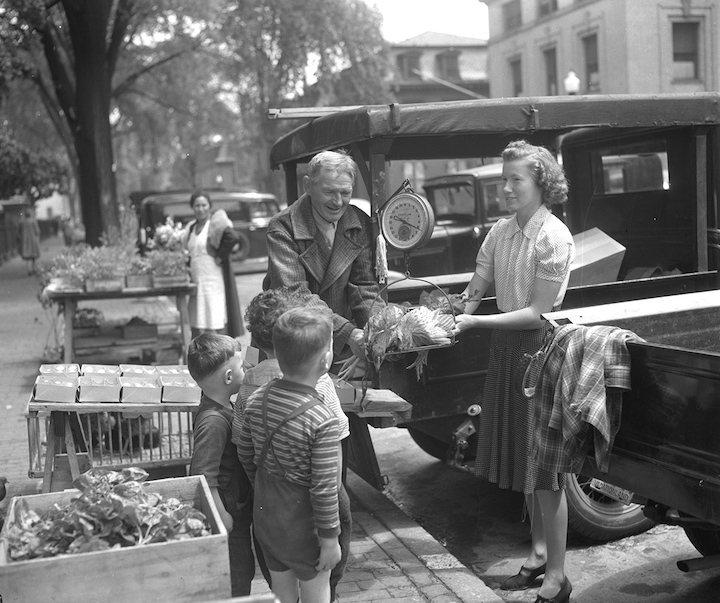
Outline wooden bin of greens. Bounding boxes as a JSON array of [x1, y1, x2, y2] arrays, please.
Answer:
[[0, 473, 231, 602]]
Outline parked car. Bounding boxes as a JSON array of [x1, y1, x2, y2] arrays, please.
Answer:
[[132, 189, 285, 273]]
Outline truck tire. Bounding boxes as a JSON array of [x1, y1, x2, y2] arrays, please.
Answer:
[[407, 427, 450, 460], [406, 428, 655, 543], [682, 526, 720, 556], [565, 473, 655, 541]]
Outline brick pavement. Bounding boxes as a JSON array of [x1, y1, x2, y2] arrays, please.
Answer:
[[0, 236, 503, 602]]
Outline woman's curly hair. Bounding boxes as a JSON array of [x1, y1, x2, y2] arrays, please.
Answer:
[[502, 140, 568, 206]]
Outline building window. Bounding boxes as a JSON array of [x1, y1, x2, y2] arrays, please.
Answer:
[[544, 47, 558, 95], [538, 0, 558, 18], [396, 52, 421, 79], [503, 0, 522, 32], [436, 51, 460, 80], [672, 21, 699, 80], [510, 57, 523, 96], [582, 34, 600, 92]]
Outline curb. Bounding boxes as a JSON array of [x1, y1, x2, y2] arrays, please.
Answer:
[[346, 471, 504, 603]]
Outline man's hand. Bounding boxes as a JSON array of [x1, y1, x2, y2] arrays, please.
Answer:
[[348, 328, 366, 359], [316, 536, 341, 572]]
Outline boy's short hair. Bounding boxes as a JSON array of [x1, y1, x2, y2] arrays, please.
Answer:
[[187, 332, 241, 382], [245, 287, 313, 353], [273, 307, 332, 374]]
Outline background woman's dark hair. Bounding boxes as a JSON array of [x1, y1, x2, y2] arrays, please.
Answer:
[[190, 190, 212, 208]]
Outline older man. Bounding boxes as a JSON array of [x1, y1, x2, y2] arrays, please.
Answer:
[[263, 149, 378, 361]]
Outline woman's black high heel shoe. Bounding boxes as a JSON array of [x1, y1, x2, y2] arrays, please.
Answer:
[[500, 562, 547, 590], [534, 577, 572, 603]]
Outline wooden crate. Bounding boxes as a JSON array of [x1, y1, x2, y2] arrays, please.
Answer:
[[0, 475, 231, 602]]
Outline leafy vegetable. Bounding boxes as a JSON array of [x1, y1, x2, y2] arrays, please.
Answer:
[[6, 468, 211, 562], [364, 302, 455, 379]]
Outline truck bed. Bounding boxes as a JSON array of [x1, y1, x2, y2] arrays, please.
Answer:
[[545, 290, 720, 526]]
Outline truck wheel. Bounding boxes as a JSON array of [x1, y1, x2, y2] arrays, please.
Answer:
[[682, 526, 720, 556], [566, 473, 655, 541], [407, 428, 450, 460]]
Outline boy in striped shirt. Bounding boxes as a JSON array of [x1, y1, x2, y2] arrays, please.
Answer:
[[237, 306, 340, 603]]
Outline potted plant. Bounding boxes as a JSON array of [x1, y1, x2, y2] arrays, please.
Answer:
[[37, 246, 88, 291], [125, 255, 153, 289], [81, 246, 126, 292], [147, 249, 190, 288]]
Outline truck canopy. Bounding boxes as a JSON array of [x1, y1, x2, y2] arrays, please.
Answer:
[[271, 93, 720, 172]]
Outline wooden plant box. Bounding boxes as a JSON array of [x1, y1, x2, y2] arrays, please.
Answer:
[[153, 274, 190, 288], [125, 273, 153, 289], [85, 277, 125, 293], [0, 475, 231, 602]]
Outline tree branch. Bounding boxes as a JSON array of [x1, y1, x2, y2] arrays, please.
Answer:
[[107, 0, 136, 75], [112, 45, 198, 98]]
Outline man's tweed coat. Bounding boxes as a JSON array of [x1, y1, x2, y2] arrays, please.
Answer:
[[263, 194, 379, 355]]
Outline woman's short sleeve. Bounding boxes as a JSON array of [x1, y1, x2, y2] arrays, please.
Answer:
[[535, 222, 574, 283], [474, 219, 505, 282]]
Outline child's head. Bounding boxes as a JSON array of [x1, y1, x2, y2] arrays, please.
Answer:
[[272, 307, 333, 378], [187, 333, 244, 396], [245, 287, 313, 355]]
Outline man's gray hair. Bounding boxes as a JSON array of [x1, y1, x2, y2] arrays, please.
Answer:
[[307, 149, 357, 184]]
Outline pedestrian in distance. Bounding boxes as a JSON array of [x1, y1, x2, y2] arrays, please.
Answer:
[[233, 287, 352, 602], [18, 205, 41, 275], [453, 140, 576, 603], [183, 190, 244, 339], [187, 333, 255, 597], [237, 306, 341, 603]]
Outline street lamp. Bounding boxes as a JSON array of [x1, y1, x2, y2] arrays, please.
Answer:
[[564, 70, 580, 95]]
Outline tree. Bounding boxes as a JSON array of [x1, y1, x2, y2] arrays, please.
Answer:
[[0, 0, 223, 245], [218, 0, 393, 195], [0, 132, 68, 200]]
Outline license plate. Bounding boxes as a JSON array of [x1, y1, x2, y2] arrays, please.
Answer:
[[590, 478, 634, 505]]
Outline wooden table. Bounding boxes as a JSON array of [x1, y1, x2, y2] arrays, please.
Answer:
[[28, 400, 200, 492], [45, 284, 196, 364]]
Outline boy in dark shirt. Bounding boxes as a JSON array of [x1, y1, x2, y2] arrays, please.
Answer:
[[188, 333, 254, 597]]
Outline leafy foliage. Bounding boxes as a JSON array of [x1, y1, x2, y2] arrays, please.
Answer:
[[0, 133, 68, 200], [5, 468, 211, 562]]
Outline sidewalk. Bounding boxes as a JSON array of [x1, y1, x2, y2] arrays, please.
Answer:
[[0, 237, 502, 603]]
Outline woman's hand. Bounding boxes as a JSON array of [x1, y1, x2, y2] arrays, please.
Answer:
[[452, 313, 481, 335]]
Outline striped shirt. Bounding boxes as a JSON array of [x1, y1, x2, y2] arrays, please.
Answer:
[[475, 205, 575, 312], [233, 359, 349, 444], [237, 378, 340, 535]]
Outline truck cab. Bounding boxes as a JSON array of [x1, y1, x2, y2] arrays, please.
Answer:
[[269, 93, 720, 547]]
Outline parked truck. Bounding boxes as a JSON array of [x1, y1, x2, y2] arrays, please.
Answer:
[[268, 94, 720, 555]]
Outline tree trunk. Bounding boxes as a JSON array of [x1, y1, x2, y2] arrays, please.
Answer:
[[62, 0, 119, 246]]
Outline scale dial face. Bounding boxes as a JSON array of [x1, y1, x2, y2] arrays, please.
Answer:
[[380, 192, 435, 251]]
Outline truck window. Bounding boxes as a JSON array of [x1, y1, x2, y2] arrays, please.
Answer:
[[591, 140, 669, 195]]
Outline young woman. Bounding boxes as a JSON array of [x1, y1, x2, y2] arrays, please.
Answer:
[[453, 140, 575, 603]]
